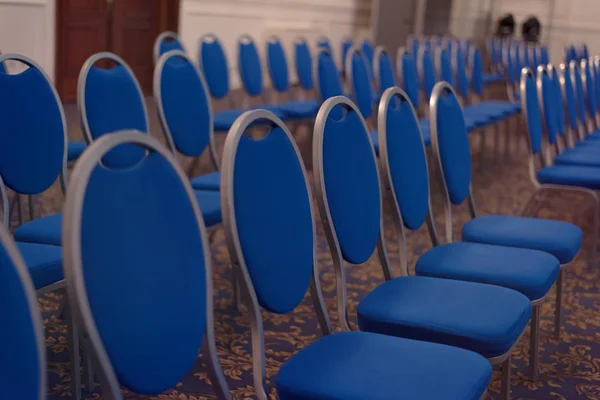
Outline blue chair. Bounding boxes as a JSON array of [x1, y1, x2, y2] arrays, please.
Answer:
[[360, 39, 375, 79], [346, 45, 374, 120], [373, 45, 396, 97], [199, 33, 251, 132], [0, 224, 47, 400], [315, 47, 345, 103], [316, 36, 332, 53], [379, 86, 559, 382], [417, 46, 437, 106], [78, 52, 222, 227], [154, 50, 220, 191], [153, 31, 185, 64], [451, 70, 588, 338], [62, 131, 231, 400], [265, 36, 319, 119], [237, 35, 288, 120], [293, 37, 314, 95], [313, 95, 533, 400], [482, 38, 503, 84], [340, 36, 353, 76], [221, 108, 493, 400]]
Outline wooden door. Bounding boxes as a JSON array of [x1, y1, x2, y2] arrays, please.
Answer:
[[56, 0, 109, 101], [111, 0, 161, 93]]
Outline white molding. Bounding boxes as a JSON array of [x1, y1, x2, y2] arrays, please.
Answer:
[[0, 0, 48, 5]]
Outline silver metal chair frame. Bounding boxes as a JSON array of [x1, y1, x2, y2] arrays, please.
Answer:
[[0, 223, 47, 400], [153, 31, 184, 65], [221, 110, 331, 400], [62, 131, 231, 400]]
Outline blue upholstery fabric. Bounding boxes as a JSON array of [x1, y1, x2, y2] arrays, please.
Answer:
[[541, 72, 559, 144], [201, 37, 230, 99], [193, 190, 222, 227], [554, 150, 600, 167], [462, 215, 583, 264], [350, 52, 374, 119], [17, 242, 62, 290], [482, 73, 504, 85], [238, 38, 264, 97], [158, 39, 184, 58], [159, 55, 211, 157], [401, 53, 420, 108], [0, 237, 43, 400], [190, 171, 220, 191], [233, 130, 313, 313], [418, 119, 431, 144], [294, 41, 313, 90], [552, 68, 568, 137], [322, 105, 380, 264], [361, 40, 375, 79], [439, 49, 455, 87], [278, 100, 319, 118], [317, 38, 332, 53], [14, 213, 62, 246], [377, 51, 396, 95], [317, 51, 344, 101], [341, 39, 353, 74], [357, 276, 531, 358], [416, 242, 560, 301], [0, 66, 65, 194], [455, 48, 470, 97], [541, 47, 550, 65], [276, 331, 492, 400], [538, 164, 600, 191], [79, 151, 208, 394], [410, 40, 419, 58], [523, 72, 544, 155], [214, 109, 246, 131], [586, 63, 598, 119], [434, 91, 472, 205], [574, 65, 588, 125], [68, 141, 86, 162], [84, 65, 147, 168], [422, 50, 436, 100], [267, 39, 290, 92], [384, 98, 430, 230]]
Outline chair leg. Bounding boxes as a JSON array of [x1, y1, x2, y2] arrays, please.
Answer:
[[82, 341, 95, 393], [66, 298, 82, 400], [500, 356, 511, 400], [555, 270, 563, 339], [232, 264, 244, 312], [479, 130, 486, 171], [529, 304, 540, 381]]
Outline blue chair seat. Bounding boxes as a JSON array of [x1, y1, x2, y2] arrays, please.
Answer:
[[537, 165, 600, 191], [17, 242, 62, 290], [214, 106, 288, 131], [416, 242, 560, 301], [190, 172, 220, 191], [67, 141, 87, 162], [554, 149, 600, 167], [462, 215, 583, 264], [14, 213, 62, 246], [278, 100, 319, 119], [482, 73, 504, 85], [357, 276, 531, 358], [276, 331, 492, 400], [193, 190, 222, 227]]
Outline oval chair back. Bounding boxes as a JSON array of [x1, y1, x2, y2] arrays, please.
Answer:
[[469, 48, 485, 98], [221, 110, 331, 399], [315, 48, 344, 103], [346, 46, 374, 119], [294, 37, 313, 91], [0, 54, 67, 195], [550, 65, 568, 141], [396, 48, 420, 109], [435, 46, 455, 88], [153, 31, 185, 64], [377, 87, 437, 260], [341, 37, 353, 76], [409, 38, 420, 58], [317, 36, 332, 53], [429, 82, 474, 240], [559, 62, 580, 135], [540, 46, 550, 65], [238, 34, 266, 100], [373, 46, 396, 97], [571, 60, 589, 131], [62, 132, 231, 400], [520, 67, 546, 170], [266, 35, 290, 94], [417, 47, 437, 101], [453, 45, 470, 99], [200, 33, 231, 100], [154, 50, 219, 170], [78, 52, 148, 168], [536, 65, 560, 147], [361, 39, 375, 79], [582, 58, 600, 128], [313, 96, 390, 330], [0, 225, 46, 400]]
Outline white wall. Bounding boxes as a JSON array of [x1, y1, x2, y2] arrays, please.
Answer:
[[450, 0, 600, 64], [0, 0, 55, 79], [179, 0, 371, 89]]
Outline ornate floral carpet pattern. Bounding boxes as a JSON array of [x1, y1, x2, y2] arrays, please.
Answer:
[[33, 120, 600, 399]]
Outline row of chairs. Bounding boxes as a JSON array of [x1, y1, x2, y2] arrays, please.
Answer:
[[3, 57, 586, 398]]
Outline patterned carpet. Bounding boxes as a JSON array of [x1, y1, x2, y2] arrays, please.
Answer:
[[30, 108, 600, 399]]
